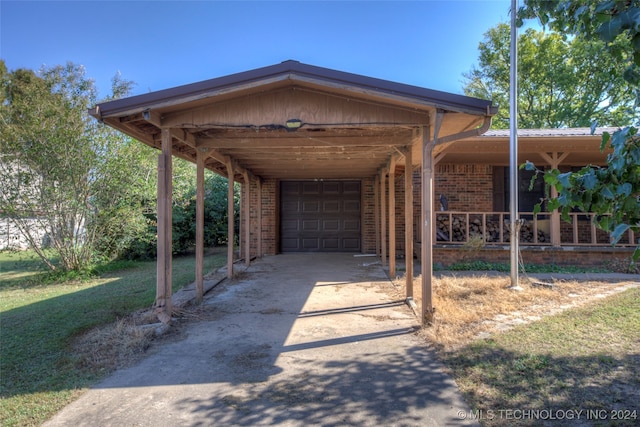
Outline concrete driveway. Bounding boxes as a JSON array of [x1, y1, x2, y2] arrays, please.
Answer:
[[44, 253, 477, 427]]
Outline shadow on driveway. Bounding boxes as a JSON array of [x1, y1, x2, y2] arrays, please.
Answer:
[[44, 253, 477, 426]]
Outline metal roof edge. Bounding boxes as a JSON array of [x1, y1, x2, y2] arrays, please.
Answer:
[[91, 60, 496, 119], [481, 127, 622, 137]]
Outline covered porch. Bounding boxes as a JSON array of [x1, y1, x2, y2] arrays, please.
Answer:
[[411, 128, 637, 268]]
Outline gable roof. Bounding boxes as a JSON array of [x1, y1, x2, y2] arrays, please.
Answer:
[[90, 60, 496, 180], [92, 60, 495, 119]]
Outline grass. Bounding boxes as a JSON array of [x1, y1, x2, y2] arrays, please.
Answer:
[[396, 273, 640, 426], [0, 248, 227, 427], [445, 259, 613, 274]]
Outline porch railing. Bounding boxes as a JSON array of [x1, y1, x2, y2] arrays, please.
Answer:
[[415, 212, 637, 248]]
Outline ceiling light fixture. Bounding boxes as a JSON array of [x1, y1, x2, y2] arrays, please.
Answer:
[[285, 119, 303, 131]]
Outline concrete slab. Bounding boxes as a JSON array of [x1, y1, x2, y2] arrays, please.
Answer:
[[44, 253, 477, 427]]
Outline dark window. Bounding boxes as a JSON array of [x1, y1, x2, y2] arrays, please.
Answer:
[[493, 167, 545, 213]]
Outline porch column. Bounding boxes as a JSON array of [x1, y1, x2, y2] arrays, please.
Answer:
[[374, 174, 381, 257], [156, 129, 173, 323], [540, 152, 569, 247], [389, 157, 396, 278], [243, 172, 251, 266], [195, 150, 205, 304], [421, 116, 441, 323], [226, 161, 235, 279], [404, 146, 414, 298], [257, 178, 263, 257], [380, 168, 387, 267]]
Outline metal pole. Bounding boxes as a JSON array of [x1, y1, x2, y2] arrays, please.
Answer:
[[509, 0, 520, 288]]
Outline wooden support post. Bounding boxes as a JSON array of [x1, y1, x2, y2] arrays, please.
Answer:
[[404, 146, 414, 298], [243, 172, 251, 266], [155, 129, 173, 323], [540, 151, 569, 247], [226, 161, 235, 279], [195, 150, 205, 304], [374, 174, 381, 257], [421, 116, 441, 324], [389, 157, 396, 278], [380, 168, 387, 267], [257, 178, 262, 257]]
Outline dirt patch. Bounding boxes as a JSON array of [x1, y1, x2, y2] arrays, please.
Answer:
[[392, 273, 639, 350], [71, 310, 159, 374]]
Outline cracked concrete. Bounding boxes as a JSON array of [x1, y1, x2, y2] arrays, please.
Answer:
[[44, 253, 477, 427]]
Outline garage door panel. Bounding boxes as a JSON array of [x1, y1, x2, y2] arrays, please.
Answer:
[[343, 238, 360, 250], [322, 219, 340, 231], [302, 238, 320, 250], [302, 201, 320, 213], [343, 181, 360, 193], [281, 181, 301, 194], [302, 220, 320, 231], [281, 238, 300, 251], [323, 200, 340, 213], [282, 200, 300, 213], [281, 219, 300, 231], [322, 182, 340, 194], [302, 182, 321, 194], [343, 219, 360, 232], [280, 180, 361, 252], [344, 200, 360, 213], [322, 238, 339, 250]]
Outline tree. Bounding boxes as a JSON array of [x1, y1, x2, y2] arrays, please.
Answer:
[[463, 23, 637, 129], [518, 0, 640, 261], [0, 62, 155, 271]]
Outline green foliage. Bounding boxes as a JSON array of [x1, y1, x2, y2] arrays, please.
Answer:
[[0, 62, 100, 271], [517, 1, 640, 261], [122, 164, 240, 260], [172, 172, 240, 254], [0, 61, 238, 268], [0, 61, 166, 271], [524, 126, 640, 260], [519, 0, 640, 89], [463, 23, 637, 129]]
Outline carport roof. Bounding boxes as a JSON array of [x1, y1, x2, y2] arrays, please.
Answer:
[[90, 60, 496, 180]]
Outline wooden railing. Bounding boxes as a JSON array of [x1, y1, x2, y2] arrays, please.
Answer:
[[415, 211, 637, 248]]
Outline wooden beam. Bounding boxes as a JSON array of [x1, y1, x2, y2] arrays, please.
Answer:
[[156, 129, 173, 323], [421, 112, 442, 324], [257, 178, 263, 257], [374, 174, 381, 257], [380, 168, 387, 267], [389, 156, 396, 278], [539, 152, 570, 248], [206, 149, 256, 183], [226, 161, 235, 279], [404, 146, 413, 298], [243, 171, 251, 266], [195, 150, 205, 304], [141, 109, 198, 149], [196, 136, 412, 149]]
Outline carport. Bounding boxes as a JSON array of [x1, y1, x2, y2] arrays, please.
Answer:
[[89, 60, 495, 323]]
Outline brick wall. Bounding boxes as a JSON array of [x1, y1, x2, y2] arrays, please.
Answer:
[[434, 164, 494, 211], [377, 163, 495, 257], [361, 177, 377, 253], [432, 246, 635, 269]]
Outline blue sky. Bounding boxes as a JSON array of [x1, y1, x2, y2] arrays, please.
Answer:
[[1, 1, 514, 98]]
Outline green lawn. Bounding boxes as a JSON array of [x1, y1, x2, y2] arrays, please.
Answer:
[[441, 286, 640, 426], [0, 249, 226, 427]]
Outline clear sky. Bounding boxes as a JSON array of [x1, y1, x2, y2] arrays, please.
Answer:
[[1, 0, 514, 98]]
